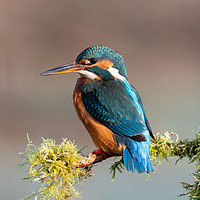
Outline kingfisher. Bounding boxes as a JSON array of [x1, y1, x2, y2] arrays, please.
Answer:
[[41, 46, 154, 173]]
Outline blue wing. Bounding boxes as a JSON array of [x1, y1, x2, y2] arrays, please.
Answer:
[[82, 79, 154, 173], [82, 80, 148, 142]]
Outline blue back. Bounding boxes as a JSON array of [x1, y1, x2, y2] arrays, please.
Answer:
[[81, 78, 153, 173]]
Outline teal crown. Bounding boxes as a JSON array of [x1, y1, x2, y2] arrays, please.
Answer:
[[76, 46, 128, 78]]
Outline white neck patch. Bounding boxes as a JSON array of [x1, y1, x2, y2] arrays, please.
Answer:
[[108, 67, 126, 81], [76, 70, 99, 80]]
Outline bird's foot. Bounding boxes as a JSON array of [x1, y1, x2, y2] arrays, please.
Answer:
[[92, 149, 108, 158]]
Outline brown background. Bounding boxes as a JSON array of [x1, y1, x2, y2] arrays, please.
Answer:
[[1, 1, 200, 199]]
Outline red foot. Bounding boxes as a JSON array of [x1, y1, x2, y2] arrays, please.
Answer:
[[92, 149, 107, 158]]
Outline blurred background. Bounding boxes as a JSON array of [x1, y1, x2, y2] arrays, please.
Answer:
[[1, 0, 200, 199]]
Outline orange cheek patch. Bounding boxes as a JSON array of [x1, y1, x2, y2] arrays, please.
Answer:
[[97, 60, 113, 69]]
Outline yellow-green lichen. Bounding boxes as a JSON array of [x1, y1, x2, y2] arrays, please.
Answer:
[[20, 135, 92, 200]]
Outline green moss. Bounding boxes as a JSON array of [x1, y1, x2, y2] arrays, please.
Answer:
[[20, 135, 92, 200], [150, 131, 200, 200], [20, 131, 200, 200], [178, 133, 200, 199], [150, 132, 178, 164]]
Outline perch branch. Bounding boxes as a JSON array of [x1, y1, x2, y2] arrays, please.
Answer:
[[74, 152, 115, 168]]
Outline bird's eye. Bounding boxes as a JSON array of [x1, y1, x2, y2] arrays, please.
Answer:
[[89, 58, 98, 64]]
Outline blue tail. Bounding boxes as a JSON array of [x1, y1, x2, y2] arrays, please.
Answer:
[[123, 137, 153, 173]]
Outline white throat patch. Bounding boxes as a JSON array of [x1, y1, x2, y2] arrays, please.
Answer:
[[76, 70, 99, 80]]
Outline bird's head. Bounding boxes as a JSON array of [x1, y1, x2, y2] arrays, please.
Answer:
[[41, 46, 128, 81]]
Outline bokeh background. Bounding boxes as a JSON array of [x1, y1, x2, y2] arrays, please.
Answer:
[[1, 1, 200, 199]]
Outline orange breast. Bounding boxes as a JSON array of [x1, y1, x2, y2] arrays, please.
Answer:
[[73, 78, 124, 155]]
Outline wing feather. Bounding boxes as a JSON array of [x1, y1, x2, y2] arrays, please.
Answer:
[[82, 80, 149, 141]]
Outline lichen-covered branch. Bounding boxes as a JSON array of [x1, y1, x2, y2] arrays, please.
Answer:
[[20, 131, 200, 200], [19, 135, 93, 200], [74, 152, 113, 168], [150, 132, 200, 200]]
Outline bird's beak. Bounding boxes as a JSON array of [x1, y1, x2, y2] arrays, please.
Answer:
[[40, 62, 84, 76]]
